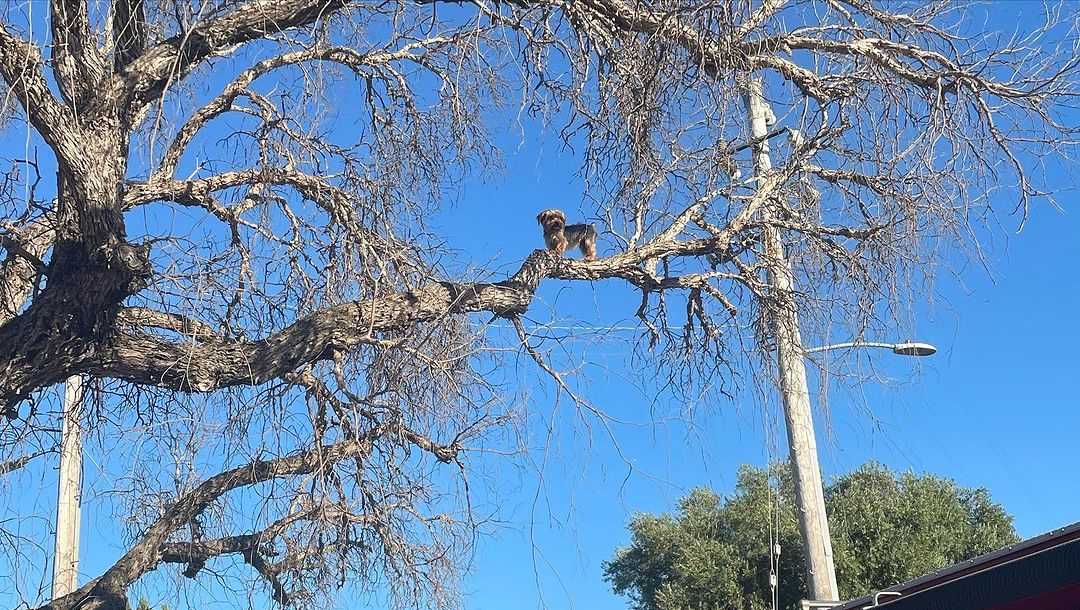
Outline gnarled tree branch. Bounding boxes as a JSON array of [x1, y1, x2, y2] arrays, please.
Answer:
[[107, 0, 353, 116]]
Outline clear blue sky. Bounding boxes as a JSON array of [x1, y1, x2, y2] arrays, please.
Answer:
[[2, 3, 1079, 610]]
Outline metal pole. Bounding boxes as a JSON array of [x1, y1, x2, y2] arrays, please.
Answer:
[[53, 376, 83, 599], [745, 78, 839, 603]]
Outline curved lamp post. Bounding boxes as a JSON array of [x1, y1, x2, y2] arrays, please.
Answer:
[[788, 338, 935, 607]]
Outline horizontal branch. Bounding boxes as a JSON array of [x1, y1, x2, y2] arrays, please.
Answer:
[[97, 208, 770, 393], [0, 450, 45, 476], [117, 307, 221, 340], [162, 533, 291, 602], [157, 504, 378, 567], [124, 168, 366, 234], [159, 533, 259, 568], [757, 219, 888, 240], [98, 253, 546, 392], [2, 158, 783, 406]]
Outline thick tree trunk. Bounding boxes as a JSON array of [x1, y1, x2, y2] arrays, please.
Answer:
[[0, 124, 149, 414]]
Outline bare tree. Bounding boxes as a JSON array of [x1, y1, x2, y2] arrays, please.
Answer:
[[0, 1, 1075, 609]]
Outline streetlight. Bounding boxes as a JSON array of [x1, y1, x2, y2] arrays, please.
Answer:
[[777, 338, 936, 609], [786, 339, 935, 605], [794, 339, 935, 608], [805, 341, 937, 357]]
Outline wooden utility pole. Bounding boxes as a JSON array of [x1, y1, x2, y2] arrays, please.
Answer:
[[52, 376, 83, 599], [745, 78, 839, 603]]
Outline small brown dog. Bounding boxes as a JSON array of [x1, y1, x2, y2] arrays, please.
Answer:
[[537, 209, 597, 260]]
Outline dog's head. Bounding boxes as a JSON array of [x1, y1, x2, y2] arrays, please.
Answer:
[[536, 209, 567, 232]]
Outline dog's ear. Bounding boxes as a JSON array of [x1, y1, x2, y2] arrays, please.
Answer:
[[537, 211, 546, 225]]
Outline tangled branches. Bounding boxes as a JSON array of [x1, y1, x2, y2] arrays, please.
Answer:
[[0, 1, 1075, 609]]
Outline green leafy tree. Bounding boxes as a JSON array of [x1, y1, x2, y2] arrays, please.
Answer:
[[604, 463, 1018, 610]]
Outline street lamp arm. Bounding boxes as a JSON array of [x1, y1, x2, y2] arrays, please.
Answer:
[[804, 341, 898, 354], [804, 341, 937, 357]]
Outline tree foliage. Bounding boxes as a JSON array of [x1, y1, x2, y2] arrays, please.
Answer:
[[604, 463, 1019, 610], [0, 1, 1072, 609]]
